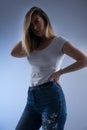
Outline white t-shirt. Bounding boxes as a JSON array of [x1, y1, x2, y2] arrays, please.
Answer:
[[27, 36, 67, 86]]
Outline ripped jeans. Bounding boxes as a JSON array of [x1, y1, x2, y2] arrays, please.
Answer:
[[15, 81, 67, 130]]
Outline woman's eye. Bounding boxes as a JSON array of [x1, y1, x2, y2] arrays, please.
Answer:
[[35, 19, 40, 24], [30, 18, 41, 30]]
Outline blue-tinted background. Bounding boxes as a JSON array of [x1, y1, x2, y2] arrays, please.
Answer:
[[0, 0, 87, 130]]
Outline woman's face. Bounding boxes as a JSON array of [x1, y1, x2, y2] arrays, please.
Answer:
[[30, 14, 46, 37]]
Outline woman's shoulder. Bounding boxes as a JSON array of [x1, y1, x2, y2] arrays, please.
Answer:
[[54, 36, 67, 45]]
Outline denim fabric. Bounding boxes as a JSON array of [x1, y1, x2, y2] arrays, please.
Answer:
[[15, 81, 67, 130]]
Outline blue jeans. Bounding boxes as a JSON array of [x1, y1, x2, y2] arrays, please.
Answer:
[[15, 81, 67, 130]]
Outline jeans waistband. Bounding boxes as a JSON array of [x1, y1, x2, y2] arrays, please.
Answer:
[[29, 81, 55, 90]]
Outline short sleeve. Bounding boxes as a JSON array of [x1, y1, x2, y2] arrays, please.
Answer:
[[56, 36, 67, 54]]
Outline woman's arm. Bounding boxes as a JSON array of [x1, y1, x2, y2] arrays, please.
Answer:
[[60, 41, 87, 75], [10, 41, 27, 58], [48, 41, 87, 82]]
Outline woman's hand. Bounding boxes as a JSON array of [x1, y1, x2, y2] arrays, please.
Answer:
[[48, 70, 62, 84]]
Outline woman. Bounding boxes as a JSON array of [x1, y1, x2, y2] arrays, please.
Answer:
[[11, 6, 87, 130]]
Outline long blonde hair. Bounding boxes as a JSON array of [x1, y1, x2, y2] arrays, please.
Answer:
[[22, 6, 56, 55]]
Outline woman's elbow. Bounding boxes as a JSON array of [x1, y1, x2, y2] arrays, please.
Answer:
[[10, 50, 15, 57], [10, 49, 19, 57], [81, 56, 87, 67]]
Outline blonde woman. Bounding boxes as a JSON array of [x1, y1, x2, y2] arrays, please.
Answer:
[[11, 6, 87, 130]]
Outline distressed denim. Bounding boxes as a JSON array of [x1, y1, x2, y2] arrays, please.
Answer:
[[15, 81, 67, 130]]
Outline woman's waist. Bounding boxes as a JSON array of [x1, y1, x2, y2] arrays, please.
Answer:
[[30, 70, 56, 86], [29, 80, 54, 89], [28, 81, 60, 102]]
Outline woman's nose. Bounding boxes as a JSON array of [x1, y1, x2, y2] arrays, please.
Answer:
[[33, 25, 38, 31]]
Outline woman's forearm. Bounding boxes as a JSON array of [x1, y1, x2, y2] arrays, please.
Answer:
[[60, 58, 87, 75]]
